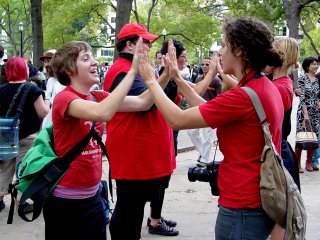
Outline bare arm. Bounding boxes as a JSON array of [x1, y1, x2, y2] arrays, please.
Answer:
[[139, 40, 208, 130], [34, 95, 50, 118], [191, 55, 218, 97]]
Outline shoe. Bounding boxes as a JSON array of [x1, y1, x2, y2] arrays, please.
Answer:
[[147, 217, 177, 228], [299, 167, 304, 173], [148, 221, 179, 236], [306, 161, 313, 172], [0, 201, 5, 212], [20, 202, 33, 214], [161, 217, 177, 228], [313, 164, 319, 171]]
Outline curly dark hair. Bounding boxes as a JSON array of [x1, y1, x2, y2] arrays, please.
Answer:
[[160, 39, 186, 58], [223, 17, 282, 74]]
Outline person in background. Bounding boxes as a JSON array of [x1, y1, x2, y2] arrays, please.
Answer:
[[40, 50, 66, 127], [28, 75, 43, 88], [24, 53, 37, 78], [37, 66, 47, 90], [104, 23, 177, 239], [139, 17, 284, 239], [0, 45, 7, 85], [155, 50, 163, 78], [0, 57, 50, 213], [295, 57, 319, 172], [187, 57, 221, 166], [311, 55, 320, 171]]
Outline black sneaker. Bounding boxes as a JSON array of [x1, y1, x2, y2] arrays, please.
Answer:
[[147, 217, 177, 228], [0, 201, 5, 212], [148, 221, 179, 236], [313, 164, 319, 171]]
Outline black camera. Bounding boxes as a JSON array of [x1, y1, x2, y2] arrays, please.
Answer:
[[188, 161, 220, 196]]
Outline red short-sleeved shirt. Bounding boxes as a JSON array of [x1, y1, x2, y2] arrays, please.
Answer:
[[52, 86, 108, 188], [199, 72, 283, 208], [273, 76, 294, 111]]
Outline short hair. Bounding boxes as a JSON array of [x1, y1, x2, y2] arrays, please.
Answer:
[[51, 41, 92, 86], [155, 50, 161, 58], [28, 76, 42, 88], [5, 57, 28, 82], [272, 36, 299, 69], [0, 45, 4, 59], [116, 35, 140, 52], [301, 57, 318, 73], [160, 39, 186, 58], [223, 17, 282, 74], [201, 57, 211, 61]]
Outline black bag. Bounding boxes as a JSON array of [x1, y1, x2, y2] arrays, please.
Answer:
[[99, 180, 112, 224]]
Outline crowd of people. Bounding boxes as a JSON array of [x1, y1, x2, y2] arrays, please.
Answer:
[[0, 16, 319, 240]]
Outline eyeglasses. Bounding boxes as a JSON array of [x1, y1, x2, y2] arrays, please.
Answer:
[[142, 40, 152, 47], [201, 64, 209, 66]]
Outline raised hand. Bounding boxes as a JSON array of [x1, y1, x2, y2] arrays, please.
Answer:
[[131, 37, 143, 75], [165, 40, 182, 83], [138, 44, 156, 85]]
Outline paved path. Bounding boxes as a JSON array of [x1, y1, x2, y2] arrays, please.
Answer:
[[1, 96, 320, 239]]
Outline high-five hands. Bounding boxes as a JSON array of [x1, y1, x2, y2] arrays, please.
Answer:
[[138, 42, 156, 85], [131, 37, 143, 75]]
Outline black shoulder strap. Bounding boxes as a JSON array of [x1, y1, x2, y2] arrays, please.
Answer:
[[6, 82, 29, 116], [90, 92, 113, 202]]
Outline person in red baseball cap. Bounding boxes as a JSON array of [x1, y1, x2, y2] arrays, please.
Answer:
[[117, 23, 159, 41], [104, 24, 178, 238]]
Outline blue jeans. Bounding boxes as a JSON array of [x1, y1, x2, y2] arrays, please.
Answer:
[[312, 123, 320, 166], [215, 205, 274, 240], [312, 147, 319, 166]]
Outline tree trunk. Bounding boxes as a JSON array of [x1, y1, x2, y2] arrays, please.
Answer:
[[283, 0, 301, 39], [30, 0, 43, 69], [114, 0, 133, 58]]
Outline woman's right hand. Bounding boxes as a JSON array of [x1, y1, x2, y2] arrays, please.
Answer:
[[131, 37, 143, 75], [138, 44, 156, 86]]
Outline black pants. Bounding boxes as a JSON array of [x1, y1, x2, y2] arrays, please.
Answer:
[[109, 176, 171, 240], [43, 191, 107, 240]]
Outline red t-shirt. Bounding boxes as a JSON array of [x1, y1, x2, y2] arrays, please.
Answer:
[[199, 72, 283, 208], [273, 76, 294, 111], [104, 56, 176, 180], [52, 86, 108, 188]]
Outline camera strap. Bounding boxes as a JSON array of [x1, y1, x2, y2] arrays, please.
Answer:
[[212, 140, 219, 163]]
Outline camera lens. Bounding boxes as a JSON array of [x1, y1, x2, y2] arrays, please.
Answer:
[[188, 165, 210, 182]]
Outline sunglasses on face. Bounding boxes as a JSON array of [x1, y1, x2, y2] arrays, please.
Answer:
[[201, 63, 209, 66]]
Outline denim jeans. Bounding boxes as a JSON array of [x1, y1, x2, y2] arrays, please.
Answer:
[[312, 147, 319, 165], [312, 129, 320, 166], [215, 205, 274, 240]]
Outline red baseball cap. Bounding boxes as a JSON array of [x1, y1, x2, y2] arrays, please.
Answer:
[[117, 23, 159, 41]]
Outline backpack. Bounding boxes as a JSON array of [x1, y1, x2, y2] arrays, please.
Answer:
[[7, 118, 113, 224], [242, 87, 307, 239], [0, 82, 31, 160]]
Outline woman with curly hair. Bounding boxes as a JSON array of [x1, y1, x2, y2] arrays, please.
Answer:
[[139, 17, 283, 239]]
